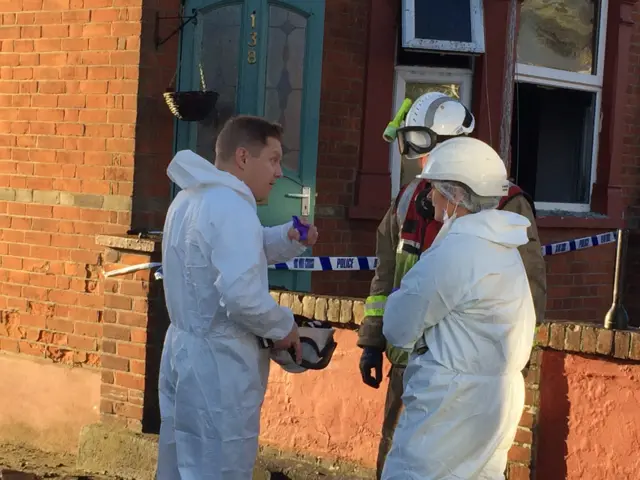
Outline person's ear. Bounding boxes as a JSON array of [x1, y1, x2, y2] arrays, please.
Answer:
[[234, 147, 248, 170]]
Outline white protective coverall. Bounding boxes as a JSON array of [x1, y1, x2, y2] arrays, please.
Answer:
[[157, 150, 306, 480], [381, 209, 536, 480]]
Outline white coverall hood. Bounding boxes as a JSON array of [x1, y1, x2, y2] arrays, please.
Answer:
[[449, 209, 530, 249], [381, 209, 536, 480], [167, 149, 256, 203], [157, 150, 306, 480]]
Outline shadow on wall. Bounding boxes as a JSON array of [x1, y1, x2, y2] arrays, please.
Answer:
[[130, 0, 182, 231], [142, 277, 170, 434], [625, 232, 640, 328], [535, 350, 569, 480]]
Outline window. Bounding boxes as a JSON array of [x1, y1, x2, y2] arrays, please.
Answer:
[[390, 66, 473, 198], [512, 0, 608, 212], [401, 0, 485, 53]]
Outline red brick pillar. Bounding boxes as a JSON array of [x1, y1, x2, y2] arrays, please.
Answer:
[[97, 234, 166, 432]]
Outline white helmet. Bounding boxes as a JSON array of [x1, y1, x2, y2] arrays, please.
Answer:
[[417, 137, 510, 197], [398, 92, 475, 160], [268, 316, 337, 374]]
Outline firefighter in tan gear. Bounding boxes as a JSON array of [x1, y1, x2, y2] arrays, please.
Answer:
[[357, 92, 547, 479]]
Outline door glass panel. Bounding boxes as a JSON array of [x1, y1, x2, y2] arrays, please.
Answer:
[[196, 4, 242, 161], [401, 82, 462, 185], [264, 5, 307, 173]]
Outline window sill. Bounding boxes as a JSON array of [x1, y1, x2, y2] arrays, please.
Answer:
[[536, 211, 623, 230], [95, 234, 162, 253]]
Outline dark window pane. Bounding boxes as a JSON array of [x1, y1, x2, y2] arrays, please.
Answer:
[[195, 4, 242, 162], [264, 5, 307, 173], [511, 82, 596, 204], [413, 0, 472, 43]]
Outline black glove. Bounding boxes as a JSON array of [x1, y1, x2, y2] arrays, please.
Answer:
[[359, 347, 383, 389]]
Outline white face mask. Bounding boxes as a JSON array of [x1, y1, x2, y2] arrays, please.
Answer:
[[432, 200, 458, 247]]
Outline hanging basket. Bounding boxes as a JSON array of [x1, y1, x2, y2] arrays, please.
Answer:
[[164, 63, 218, 122], [164, 90, 218, 122]]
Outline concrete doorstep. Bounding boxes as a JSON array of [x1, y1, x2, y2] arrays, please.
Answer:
[[76, 423, 373, 480]]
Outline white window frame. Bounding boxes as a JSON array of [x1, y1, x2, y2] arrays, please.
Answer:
[[390, 66, 474, 198], [401, 0, 485, 54], [514, 0, 609, 213]]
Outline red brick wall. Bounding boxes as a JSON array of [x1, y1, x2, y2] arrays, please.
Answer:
[[623, 3, 640, 324], [311, 0, 639, 329], [311, 0, 379, 298], [99, 241, 167, 432], [0, 1, 146, 360]]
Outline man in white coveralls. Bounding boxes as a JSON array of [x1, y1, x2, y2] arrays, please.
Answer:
[[157, 115, 319, 480]]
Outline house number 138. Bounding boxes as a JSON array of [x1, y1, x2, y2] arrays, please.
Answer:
[[248, 12, 257, 64]]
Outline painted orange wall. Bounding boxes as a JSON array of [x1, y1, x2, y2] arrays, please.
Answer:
[[260, 330, 387, 467], [537, 350, 640, 479], [0, 354, 100, 453]]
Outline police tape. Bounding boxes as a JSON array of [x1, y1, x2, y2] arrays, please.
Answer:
[[103, 230, 619, 279], [268, 230, 619, 271], [541, 230, 617, 256]]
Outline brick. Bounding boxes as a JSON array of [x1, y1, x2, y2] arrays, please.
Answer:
[[113, 402, 143, 421], [353, 301, 365, 325], [548, 323, 565, 350], [302, 295, 316, 318], [614, 331, 631, 359], [102, 339, 116, 354], [100, 399, 114, 415], [67, 334, 97, 351], [339, 299, 353, 323], [314, 297, 327, 321], [114, 372, 144, 391], [117, 343, 145, 360], [18, 341, 45, 357], [103, 385, 128, 403], [290, 294, 303, 315], [629, 331, 640, 360], [101, 354, 129, 372], [535, 323, 549, 347], [102, 370, 115, 385], [596, 329, 614, 355], [519, 410, 534, 429], [524, 366, 540, 386], [564, 324, 581, 352], [279, 292, 292, 309], [581, 326, 597, 354], [507, 445, 531, 464], [105, 293, 133, 310], [508, 464, 531, 480], [130, 359, 145, 375], [74, 322, 102, 338], [117, 311, 147, 328], [103, 324, 130, 341], [130, 329, 146, 344], [514, 427, 533, 446], [327, 298, 340, 322]]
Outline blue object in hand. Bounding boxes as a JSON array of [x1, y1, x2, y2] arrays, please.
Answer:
[[291, 215, 309, 241]]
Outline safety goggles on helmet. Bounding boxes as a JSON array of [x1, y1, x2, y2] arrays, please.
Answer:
[[259, 315, 337, 374], [396, 126, 459, 160]]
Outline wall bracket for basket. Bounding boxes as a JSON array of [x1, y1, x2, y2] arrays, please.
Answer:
[[155, 8, 198, 50]]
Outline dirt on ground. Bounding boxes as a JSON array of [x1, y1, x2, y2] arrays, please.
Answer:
[[0, 443, 373, 480], [0, 442, 120, 479]]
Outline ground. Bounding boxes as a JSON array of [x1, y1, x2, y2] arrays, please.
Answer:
[[0, 442, 117, 479], [0, 443, 372, 480]]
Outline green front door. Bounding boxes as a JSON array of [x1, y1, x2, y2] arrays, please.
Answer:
[[175, 0, 325, 292]]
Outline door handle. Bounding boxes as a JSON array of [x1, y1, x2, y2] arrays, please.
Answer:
[[285, 186, 311, 215], [284, 193, 309, 198]]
